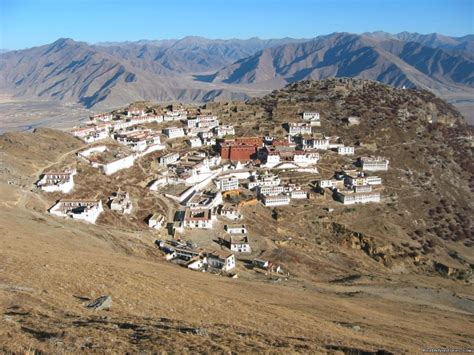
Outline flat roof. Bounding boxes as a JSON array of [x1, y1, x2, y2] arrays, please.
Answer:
[[230, 235, 249, 244], [184, 208, 212, 221], [207, 250, 233, 259]]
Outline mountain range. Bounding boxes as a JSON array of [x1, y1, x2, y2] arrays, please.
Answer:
[[0, 32, 472, 110], [205, 33, 473, 88]]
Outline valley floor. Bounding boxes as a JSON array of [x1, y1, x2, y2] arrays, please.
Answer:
[[0, 99, 92, 134]]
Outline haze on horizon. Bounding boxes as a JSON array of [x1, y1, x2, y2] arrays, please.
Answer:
[[0, 0, 473, 50]]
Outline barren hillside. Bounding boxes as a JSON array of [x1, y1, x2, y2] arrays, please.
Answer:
[[0, 79, 472, 352]]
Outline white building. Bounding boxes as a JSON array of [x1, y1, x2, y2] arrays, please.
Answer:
[[302, 112, 321, 126], [78, 145, 136, 175], [307, 138, 330, 150], [223, 235, 251, 253], [109, 191, 133, 214], [206, 251, 235, 271], [148, 213, 166, 230], [165, 107, 187, 119], [335, 191, 381, 205], [346, 116, 360, 126], [353, 185, 373, 193], [259, 185, 285, 196], [337, 146, 355, 155], [185, 115, 218, 129], [78, 145, 108, 159], [360, 157, 389, 171], [126, 116, 154, 125], [263, 152, 281, 167], [260, 149, 319, 169], [159, 152, 180, 166], [262, 194, 291, 207], [187, 137, 202, 148], [215, 125, 235, 138], [344, 173, 367, 187], [186, 127, 211, 137], [183, 208, 214, 229], [163, 127, 185, 139], [198, 131, 214, 140], [71, 122, 113, 140], [164, 112, 187, 121], [219, 204, 241, 220], [186, 191, 222, 210], [302, 112, 320, 120], [90, 113, 114, 122], [110, 119, 135, 131], [147, 115, 164, 123], [253, 259, 269, 269], [293, 151, 319, 165], [49, 199, 103, 224], [366, 176, 382, 185], [318, 179, 333, 188], [37, 169, 76, 193], [225, 224, 247, 234], [290, 190, 308, 199], [199, 154, 221, 167], [83, 128, 109, 143], [127, 104, 146, 117], [173, 247, 201, 261], [115, 130, 162, 152], [71, 125, 98, 139], [102, 154, 136, 175], [186, 117, 200, 128], [215, 177, 239, 192], [197, 116, 219, 129], [248, 173, 281, 190], [288, 123, 312, 136], [203, 137, 216, 146], [174, 158, 217, 186], [318, 179, 342, 189], [184, 257, 206, 270]]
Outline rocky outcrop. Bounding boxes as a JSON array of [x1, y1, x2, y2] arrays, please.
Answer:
[[433, 262, 473, 282], [86, 296, 112, 310], [328, 222, 396, 267], [328, 222, 472, 282]]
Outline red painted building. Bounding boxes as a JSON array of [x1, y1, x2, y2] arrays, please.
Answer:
[[272, 139, 291, 147], [219, 137, 262, 161], [235, 137, 262, 146]]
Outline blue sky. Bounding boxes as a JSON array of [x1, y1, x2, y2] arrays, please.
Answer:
[[0, 0, 472, 49]]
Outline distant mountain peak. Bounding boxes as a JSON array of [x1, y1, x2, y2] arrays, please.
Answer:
[[51, 38, 79, 47], [54, 37, 75, 43], [205, 32, 473, 92], [0, 32, 472, 109]]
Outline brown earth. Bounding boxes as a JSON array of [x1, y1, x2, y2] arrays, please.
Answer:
[[1, 181, 473, 353], [0, 79, 473, 353]]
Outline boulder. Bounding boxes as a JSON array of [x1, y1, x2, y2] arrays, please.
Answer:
[[86, 296, 112, 310]]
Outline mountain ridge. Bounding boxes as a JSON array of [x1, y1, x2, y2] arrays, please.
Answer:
[[207, 32, 474, 89], [0, 32, 473, 111]]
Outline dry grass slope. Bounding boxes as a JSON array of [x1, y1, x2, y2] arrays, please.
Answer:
[[0, 79, 472, 352]]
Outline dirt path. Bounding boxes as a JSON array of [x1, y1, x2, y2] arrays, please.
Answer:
[[154, 192, 178, 222], [35, 144, 86, 177]]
